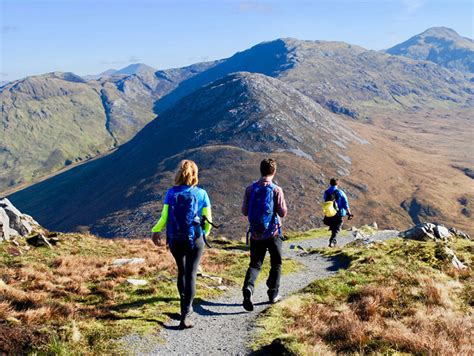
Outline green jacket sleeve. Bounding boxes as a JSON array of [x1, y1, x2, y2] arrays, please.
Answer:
[[202, 206, 212, 236], [151, 204, 169, 232]]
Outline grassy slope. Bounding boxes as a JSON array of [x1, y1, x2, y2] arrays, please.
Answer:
[[252, 237, 473, 355], [0, 234, 300, 354]]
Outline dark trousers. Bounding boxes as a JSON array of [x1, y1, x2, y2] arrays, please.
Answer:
[[169, 236, 204, 316], [242, 236, 283, 299], [329, 215, 343, 242]]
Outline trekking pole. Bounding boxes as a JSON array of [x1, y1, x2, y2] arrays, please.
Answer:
[[200, 215, 220, 248]]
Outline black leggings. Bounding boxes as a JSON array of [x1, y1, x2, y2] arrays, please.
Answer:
[[169, 237, 204, 316]]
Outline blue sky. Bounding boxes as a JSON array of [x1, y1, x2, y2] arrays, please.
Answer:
[[1, 0, 473, 81]]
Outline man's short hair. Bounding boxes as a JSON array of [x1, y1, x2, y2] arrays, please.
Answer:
[[330, 178, 338, 186], [260, 158, 277, 176]]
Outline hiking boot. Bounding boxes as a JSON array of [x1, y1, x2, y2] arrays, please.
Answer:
[[329, 238, 337, 247], [243, 287, 254, 312], [269, 294, 282, 304], [179, 315, 194, 329]]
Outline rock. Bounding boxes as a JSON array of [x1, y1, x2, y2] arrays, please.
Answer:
[[0, 279, 6, 287], [434, 225, 452, 239], [217, 285, 229, 291], [198, 273, 223, 285], [449, 227, 471, 240], [111, 258, 145, 266], [370, 222, 378, 230], [0, 198, 45, 242], [126, 279, 148, 286], [71, 321, 82, 342], [346, 238, 384, 248], [443, 246, 467, 270], [289, 244, 307, 252], [399, 223, 438, 241], [26, 233, 53, 248], [399, 223, 468, 241]]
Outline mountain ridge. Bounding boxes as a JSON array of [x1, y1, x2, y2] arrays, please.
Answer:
[[386, 26, 474, 74], [8, 72, 364, 237]]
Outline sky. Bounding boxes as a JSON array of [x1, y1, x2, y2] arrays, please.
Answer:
[[1, 0, 473, 81]]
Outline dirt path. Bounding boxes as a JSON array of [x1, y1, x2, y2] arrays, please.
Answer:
[[122, 230, 398, 355]]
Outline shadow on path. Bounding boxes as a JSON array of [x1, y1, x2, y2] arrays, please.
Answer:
[[193, 298, 270, 316], [324, 254, 351, 272]]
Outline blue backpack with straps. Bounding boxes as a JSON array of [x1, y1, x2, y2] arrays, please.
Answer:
[[247, 182, 278, 241], [169, 188, 202, 248]]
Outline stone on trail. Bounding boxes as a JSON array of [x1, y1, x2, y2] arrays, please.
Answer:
[[289, 244, 307, 252], [112, 258, 145, 266], [197, 272, 223, 285], [126, 279, 148, 286]]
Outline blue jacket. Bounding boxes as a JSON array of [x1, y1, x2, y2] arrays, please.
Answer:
[[323, 186, 350, 217]]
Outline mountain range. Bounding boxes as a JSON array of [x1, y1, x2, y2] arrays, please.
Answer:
[[4, 27, 474, 237]]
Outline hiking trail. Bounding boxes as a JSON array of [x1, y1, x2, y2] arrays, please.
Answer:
[[122, 231, 398, 355]]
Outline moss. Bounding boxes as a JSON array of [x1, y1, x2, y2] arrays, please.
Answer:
[[285, 227, 348, 242]]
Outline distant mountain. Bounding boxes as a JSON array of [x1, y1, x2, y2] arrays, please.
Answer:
[[8, 72, 365, 237], [113, 63, 156, 76], [82, 69, 118, 80], [155, 38, 474, 117], [0, 62, 218, 192], [386, 27, 474, 74], [83, 63, 157, 80]]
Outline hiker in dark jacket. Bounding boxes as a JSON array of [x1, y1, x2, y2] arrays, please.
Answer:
[[242, 158, 288, 311], [151, 160, 212, 329], [323, 178, 352, 247]]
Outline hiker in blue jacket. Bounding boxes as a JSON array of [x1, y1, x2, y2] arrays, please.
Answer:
[[151, 160, 212, 329], [323, 178, 353, 247]]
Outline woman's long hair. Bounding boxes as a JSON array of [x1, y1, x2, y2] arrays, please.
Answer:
[[174, 160, 199, 186]]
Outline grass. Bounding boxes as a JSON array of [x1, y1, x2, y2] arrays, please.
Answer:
[[0, 233, 300, 354], [252, 236, 474, 355], [284, 227, 348, 242]]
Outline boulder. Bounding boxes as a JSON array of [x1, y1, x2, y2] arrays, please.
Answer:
[[0, 198, 45, 242], [399, 223, 469, 241], [399, 223, 443, 241]]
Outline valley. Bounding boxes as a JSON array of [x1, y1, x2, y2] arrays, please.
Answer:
[[3, 28, 474, 238]]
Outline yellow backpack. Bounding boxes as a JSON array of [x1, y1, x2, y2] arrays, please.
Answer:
[[322, 190, 339, 217], [322, 201, 338, 217]]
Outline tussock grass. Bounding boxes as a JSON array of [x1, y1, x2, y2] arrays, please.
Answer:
[[253, 237, 474, 355], [0, 233, 299, 354]]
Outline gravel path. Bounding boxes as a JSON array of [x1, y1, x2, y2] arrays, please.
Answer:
[[122, 230, 398, 355]]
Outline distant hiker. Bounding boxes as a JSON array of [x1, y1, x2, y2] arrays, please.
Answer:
[[322, 178, 353, 247], [151, 160, 212, 329], [242, 158, 288, 311]]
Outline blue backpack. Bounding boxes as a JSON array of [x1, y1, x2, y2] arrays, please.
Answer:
[[247, 182, 278, 241], [169, 188, 202, 247]]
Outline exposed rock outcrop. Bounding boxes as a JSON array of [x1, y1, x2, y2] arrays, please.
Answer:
[[0, 198, 45, 242], [398, 222, 470, 241]]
